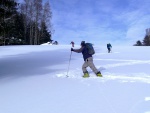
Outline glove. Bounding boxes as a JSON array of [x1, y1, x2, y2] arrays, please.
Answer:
[[71, 48, 74, 51]]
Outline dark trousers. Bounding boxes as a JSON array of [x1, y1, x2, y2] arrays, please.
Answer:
[[108, 48, 111, 53]]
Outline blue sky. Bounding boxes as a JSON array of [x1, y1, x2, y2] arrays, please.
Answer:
[[18, 0, 150, 45], [49, 0, 150, 45]]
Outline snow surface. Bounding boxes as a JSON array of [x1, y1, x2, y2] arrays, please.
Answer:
[[0, 45, 150, 113]]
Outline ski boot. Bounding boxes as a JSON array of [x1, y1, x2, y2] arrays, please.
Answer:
[[83, 72, 89, 78], [96, 72, 102, 77]]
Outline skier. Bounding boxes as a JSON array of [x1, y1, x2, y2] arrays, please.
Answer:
[[107, 43, 112, 53], [71, 41, 102, 78], [70, 41, 75, 47]]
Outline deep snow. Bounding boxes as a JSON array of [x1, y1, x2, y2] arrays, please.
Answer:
[[0, 45, 150, 113]]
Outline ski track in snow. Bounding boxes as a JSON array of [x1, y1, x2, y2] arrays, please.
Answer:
[[95, 59, 150, 68], [55, 70, 150, 84], [55, 57, 150, 84]]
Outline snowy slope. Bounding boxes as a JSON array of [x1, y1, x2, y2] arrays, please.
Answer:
[[0, 45, 150, 113]]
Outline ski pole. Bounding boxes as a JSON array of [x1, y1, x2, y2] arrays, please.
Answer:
[[66, 51, 72, 77]]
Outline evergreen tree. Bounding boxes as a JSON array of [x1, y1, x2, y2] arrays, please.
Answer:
[[39, 22, 51, 44], [13, 13, 25, 40], [0, 0, 53, 45], [9, 13, 26, 45], [143, 35, 150, 46], [0, 0, 18, 45], [134, 40, 142, 46]]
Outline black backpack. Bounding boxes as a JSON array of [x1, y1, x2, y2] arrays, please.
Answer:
[[85, 43, 95, 55]]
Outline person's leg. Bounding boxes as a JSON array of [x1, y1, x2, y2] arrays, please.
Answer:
[[108, 48, 110, 53], [82, 61, 88, 72], [82, 61, 89, 77], [87, 57, 98, 74], [87, 57, 102, 77]]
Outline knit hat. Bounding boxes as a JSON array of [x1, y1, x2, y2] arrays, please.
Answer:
[[81, 41, 85, 46]]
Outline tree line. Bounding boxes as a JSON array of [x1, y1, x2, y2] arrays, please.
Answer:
[[0, 0, 53, 45], [134, 35, 150, 46]]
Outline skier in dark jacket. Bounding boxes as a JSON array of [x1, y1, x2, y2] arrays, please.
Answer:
[[107, 43, 112, 53], [71, 41, 102, 77]]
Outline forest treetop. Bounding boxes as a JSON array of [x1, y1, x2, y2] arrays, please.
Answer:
[[0, 0, 53, 45]]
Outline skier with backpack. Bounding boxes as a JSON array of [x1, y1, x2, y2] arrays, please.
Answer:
[[107, 43, 112, 53], [71, 41, 102, 78]]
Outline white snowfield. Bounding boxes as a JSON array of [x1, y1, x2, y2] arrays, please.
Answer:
[[0, 45, 150, 113]]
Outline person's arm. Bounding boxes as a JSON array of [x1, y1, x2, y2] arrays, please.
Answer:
[[71, 47, 83, 53]]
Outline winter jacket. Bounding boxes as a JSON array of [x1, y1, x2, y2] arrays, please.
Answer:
[[73, 46, 92, 61], [107, 44, 112, 49]]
